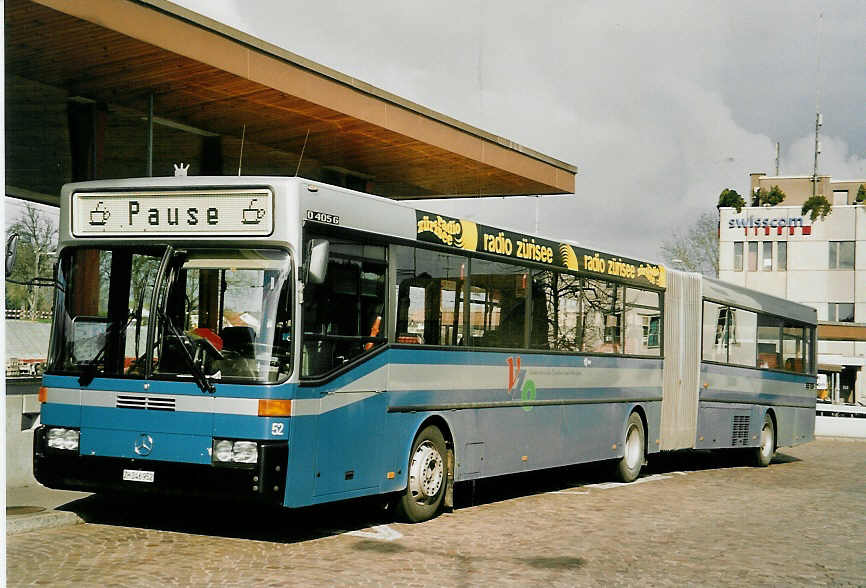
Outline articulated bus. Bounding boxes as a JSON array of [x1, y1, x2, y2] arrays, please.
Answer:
[[34, 177, 817, 522]]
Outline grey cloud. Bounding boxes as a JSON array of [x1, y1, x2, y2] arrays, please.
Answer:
[[175, 0, 865, 260]]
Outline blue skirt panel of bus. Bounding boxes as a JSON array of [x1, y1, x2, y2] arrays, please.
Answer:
[[289, 348, 664, 506], [696, 363, 816, 450], [40, 349, 665, 508], [80, 426, 212, 464]]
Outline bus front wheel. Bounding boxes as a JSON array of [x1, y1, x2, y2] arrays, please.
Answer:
[[396, 426, 448, 523], [615, 412, 645, 483], [752, 414, 775, 467]]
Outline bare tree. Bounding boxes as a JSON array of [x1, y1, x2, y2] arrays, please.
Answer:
[[8, 203, 59, 319], [660, 211, 719, 277]]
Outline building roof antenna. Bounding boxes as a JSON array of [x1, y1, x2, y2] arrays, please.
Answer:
[[237, 124, 246, 176], [295, 129, 310, 177], [775, 141, 780, 176], [812, 11, 824, 197]]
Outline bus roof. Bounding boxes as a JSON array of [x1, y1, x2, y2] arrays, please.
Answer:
[[702, 276, 817, 325]]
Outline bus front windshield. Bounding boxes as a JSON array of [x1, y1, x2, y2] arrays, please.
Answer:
[[48, 246, 293, 384]]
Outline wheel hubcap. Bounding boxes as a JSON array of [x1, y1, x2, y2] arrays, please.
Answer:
[[408, 440, 444, 503], [625, 424, 642, 469], [760, 424, 773, 459]]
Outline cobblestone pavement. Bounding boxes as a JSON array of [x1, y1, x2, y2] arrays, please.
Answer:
[[7, 438, 866, 586]]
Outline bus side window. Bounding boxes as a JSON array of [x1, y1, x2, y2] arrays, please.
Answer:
[[468, 258, 527, 349], [530, 271, 582, 352], [583, 279, 623, 354], [624, 288, 661, 357], [394, 245, 465, 347], [757, 315, 783, 370], [301, 236, 386, 377]]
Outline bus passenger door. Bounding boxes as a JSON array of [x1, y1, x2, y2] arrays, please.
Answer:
[[313, 386, 386, 497], [301, 233, 389, 497]]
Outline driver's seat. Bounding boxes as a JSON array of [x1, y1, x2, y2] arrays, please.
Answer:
[[221, 326, 255, 358]]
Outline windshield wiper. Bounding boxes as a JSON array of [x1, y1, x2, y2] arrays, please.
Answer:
[[78, 313, 136, 387], [157, 308, 215, 394]]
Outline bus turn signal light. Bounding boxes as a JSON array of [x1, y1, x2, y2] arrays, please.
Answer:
[[38, 387, 47, 403], [258, 399, 292, 417]]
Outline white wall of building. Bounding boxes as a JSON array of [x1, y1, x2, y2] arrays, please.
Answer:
[[719, 203, 865, 405], [719, 205, 864, 314]]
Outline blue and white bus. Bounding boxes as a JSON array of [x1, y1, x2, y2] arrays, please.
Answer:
[[34, 176, 817, 522]]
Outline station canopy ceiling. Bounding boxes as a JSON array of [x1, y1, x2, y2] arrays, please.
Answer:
[[5, 0, 576, 200]]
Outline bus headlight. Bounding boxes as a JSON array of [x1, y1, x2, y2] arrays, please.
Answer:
[[46, 427, 80, 451], [214, 439, 234, 462], [213, 439, 259, 465], [232, 441, 258, 464]]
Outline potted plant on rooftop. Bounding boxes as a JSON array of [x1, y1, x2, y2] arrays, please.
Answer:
[[751, 185, 786, 206], [801, 194, 832, 221], [717, 188, 746, 213]]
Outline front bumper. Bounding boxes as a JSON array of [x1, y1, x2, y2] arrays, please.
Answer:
[[33, 426, 288, 505]]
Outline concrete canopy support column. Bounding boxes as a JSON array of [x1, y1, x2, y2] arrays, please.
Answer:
[[67, 99, 107, 315], [201, 136, 223, 176], [67, 101, 107, 183]]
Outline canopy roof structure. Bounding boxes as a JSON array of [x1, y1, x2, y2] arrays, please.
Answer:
[[5, 0, 576, 201]]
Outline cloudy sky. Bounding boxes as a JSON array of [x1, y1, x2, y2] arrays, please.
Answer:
[[175, 0, 865, 262]]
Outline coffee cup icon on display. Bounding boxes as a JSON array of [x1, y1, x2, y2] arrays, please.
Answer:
[[89, 201, 111, 225], [242, 199, 265, 224]]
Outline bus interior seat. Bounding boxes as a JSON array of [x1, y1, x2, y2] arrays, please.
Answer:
[[785, 358, 804, 372], [758, 352, 779, 369], [221, 326, 256, 357]]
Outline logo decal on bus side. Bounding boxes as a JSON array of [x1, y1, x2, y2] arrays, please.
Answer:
[[415, 210, 667, 288], [507, 356, 536, 412]]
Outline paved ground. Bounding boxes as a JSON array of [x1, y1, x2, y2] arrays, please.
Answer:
[[7, 438, 866, 586]]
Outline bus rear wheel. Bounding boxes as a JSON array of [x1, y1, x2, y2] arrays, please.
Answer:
[[395, 426, 448, 523], [615, 412, 645, 483], [752, 414, 775, 467]]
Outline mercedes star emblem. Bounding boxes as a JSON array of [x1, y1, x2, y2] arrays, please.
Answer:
[[134, 433, 154, 456]]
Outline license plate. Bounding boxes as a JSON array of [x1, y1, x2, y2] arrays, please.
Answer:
[[122, 469, 155, 483]]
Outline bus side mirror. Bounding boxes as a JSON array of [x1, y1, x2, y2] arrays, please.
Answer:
[[306, 239, 330, 285], [5, 233, 19, 277]]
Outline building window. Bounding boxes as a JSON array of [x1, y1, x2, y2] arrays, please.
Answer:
[[828, 303, 855, 323], [832, 190, 849, 205], [829, 241, 855, 269], [748, 242, 758, 272], [777, 241, 787, 271], [761, 241, 773, 271], [733, 242, 743, 271]]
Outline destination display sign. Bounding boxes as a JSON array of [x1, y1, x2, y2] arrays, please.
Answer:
[[415, 210, 666, 288], [71, 189, 274, 237]]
